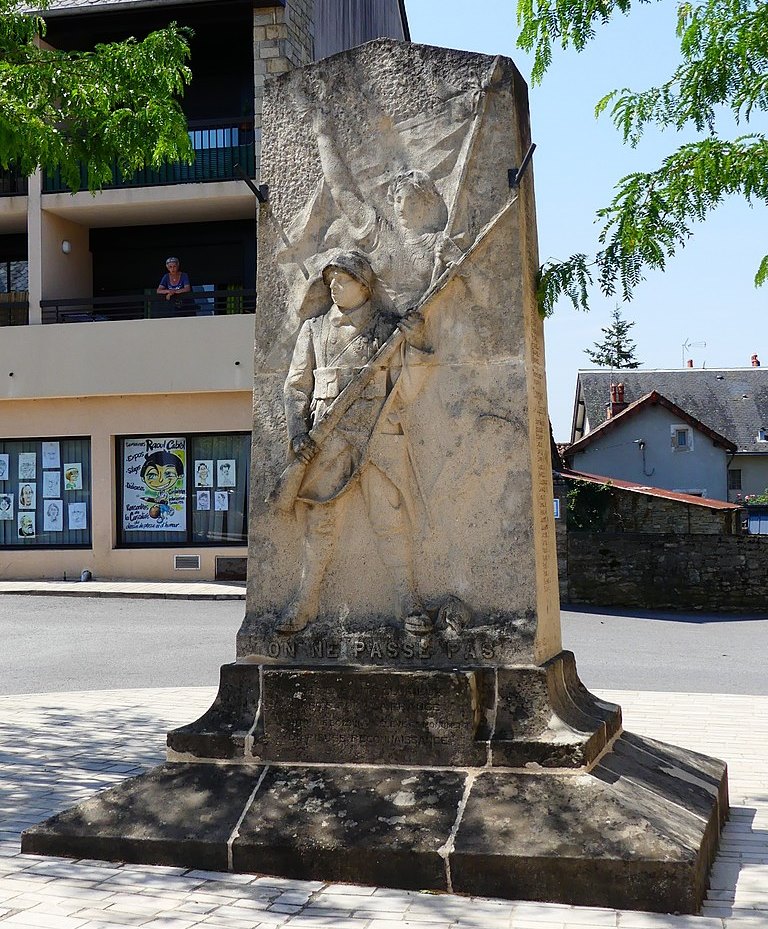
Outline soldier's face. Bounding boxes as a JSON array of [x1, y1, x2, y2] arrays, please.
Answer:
[[329, 270, 369, 311]]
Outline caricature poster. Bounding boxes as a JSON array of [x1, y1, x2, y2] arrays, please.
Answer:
[[18, 452, 36, 480], [43, 471, 61, 498], [122, 437, 187, 532], [17, 512, 35, 538], [0, 494, 12, 520], [42, 442, 61, 469], [68, 502, 87, 531], [44, 500, 64, 532], [64, 464, 82, 491]]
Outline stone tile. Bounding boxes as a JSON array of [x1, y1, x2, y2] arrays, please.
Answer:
[[0, 687, 762, 929], [320, 883, 377, 896]]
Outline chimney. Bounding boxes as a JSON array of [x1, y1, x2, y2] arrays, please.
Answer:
[[686, 359, 694, 368], [606, 381, 628, 419], [752, 353, 761, 367]]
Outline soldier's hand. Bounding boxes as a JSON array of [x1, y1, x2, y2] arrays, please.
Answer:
[[291, 433, 318, 463], [397, 309, 428, 349]]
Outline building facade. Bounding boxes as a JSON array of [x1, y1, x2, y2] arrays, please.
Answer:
[[0, 0, 408, 580], [571, 369, 768, 503], [566, 390, 736, 501]]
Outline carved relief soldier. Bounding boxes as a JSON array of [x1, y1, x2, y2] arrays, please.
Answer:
[[279, 251, 431, 635]]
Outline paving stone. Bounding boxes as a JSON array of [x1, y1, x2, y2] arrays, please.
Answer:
[[0, 687, 762, 929]]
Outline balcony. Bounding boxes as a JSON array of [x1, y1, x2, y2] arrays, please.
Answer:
[[39, 288, 256, 325], [0, 167, 28, 197], [42, 119, 256, 194]]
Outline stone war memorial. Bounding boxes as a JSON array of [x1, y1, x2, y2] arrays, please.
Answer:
[[23, 39, 728, 913]]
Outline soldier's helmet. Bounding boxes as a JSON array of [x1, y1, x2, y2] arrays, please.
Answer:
[[322, 252, 374, 294]]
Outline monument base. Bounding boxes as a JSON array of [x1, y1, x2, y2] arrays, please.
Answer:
[[21, 651, 728, 914], [165, 651, 622, 768], [22, 732, 727, 913]]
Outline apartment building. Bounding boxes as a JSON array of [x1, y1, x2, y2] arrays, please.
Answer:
[[0, 0, 409, 580]]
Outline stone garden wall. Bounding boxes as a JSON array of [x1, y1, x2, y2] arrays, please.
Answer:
[[563, 532, 768, 612], [552, 475, 757, 611]]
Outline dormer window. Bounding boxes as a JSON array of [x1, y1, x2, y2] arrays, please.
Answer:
[[671, 424, 693, 451], [758, 428, 768, 442]]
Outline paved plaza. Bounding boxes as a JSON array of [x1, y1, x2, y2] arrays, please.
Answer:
[[0, 686, 765, 929]]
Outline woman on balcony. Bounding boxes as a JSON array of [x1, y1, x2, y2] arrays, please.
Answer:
[[156, 257, 192, 313]]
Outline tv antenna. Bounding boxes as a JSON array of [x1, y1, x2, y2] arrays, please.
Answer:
[[682, 339, 706, 367]]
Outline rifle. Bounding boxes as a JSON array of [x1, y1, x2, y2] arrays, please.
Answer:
[[267, 195, 519, 514]]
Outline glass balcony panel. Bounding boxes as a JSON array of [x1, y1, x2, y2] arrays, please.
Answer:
[[39, 288, 256, 324], [42, 120, 255, 193], [0, 166, 28, 196]]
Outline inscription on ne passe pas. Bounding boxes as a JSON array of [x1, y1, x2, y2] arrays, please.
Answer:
[[262, 637, 497, 661]]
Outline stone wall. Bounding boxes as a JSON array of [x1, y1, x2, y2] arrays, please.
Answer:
[[564, 532, 768, 612], [553, 476, 740, 537], [253, 3, 315, 170], [552, 475, 753, 611]]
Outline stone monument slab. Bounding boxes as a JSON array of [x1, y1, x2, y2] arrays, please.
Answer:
[[22, 38, 728, 915]]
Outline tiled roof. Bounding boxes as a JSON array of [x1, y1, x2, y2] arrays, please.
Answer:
[[555, 468, 741, 511], [575, 368, 768, 453], [567, 390, 737, 457]]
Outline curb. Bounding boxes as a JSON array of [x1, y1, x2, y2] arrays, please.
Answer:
[[0, 588, 246, 601]]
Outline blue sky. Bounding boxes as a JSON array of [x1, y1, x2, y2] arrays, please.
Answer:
[[405, 0, 767, 439]]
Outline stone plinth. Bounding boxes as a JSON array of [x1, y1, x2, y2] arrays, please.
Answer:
[[166, 651, 621, 768], [23, 731, 727, 914]]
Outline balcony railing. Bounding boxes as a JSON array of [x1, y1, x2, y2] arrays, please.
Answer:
[[42, 119, 256, 193], [39, 288, 256, 325], [0, 167, 28, 196], [0, 300, 30, 326]]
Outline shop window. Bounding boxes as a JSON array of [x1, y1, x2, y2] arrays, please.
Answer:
[[0, 437, 91, 548], [117, 433, 249, 547]]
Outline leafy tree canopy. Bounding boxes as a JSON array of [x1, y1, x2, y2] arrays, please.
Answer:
[[517, 0, 768, 316], [585, 306, 642, 368], [0, 0, 193, 191]]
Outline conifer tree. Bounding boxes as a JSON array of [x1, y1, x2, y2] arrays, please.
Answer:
[[584, 307, 641, 369]]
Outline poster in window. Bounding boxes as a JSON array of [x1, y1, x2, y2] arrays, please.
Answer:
[[217, 460, 236, 487], [44, 500, 64, 532], [68, 502, 87, 531], [64, 463, 82, 490], [18, 452, 36, 480], [122, 437, 186, 532], [214, 491, 229, 511], [196, 490, 211, 511], [0, 494, 13, 520], [18, 483, 36, 510], [18, 512, 35, 538], [195, 460, 213, 488], [43, 471, 61, 498], [41, 442, 61, 469], [0, 455, 8, 481]]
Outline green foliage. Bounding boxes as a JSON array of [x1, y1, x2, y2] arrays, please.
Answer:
[[517, 0, 768, 315], [585, 306, 641, 368], [0, 0, 193, 191], [744, 489, 768, 503], [566, 479, 613, 531]]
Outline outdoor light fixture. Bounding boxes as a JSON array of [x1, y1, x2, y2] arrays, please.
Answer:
[[61, 240, 72, 254]]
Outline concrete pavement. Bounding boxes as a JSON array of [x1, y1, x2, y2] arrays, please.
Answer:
[[0, 581, 245, 601], [0, 686, 765, 928]]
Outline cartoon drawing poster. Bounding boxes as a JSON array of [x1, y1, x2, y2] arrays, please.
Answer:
[[122, 437, 186, 532]]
